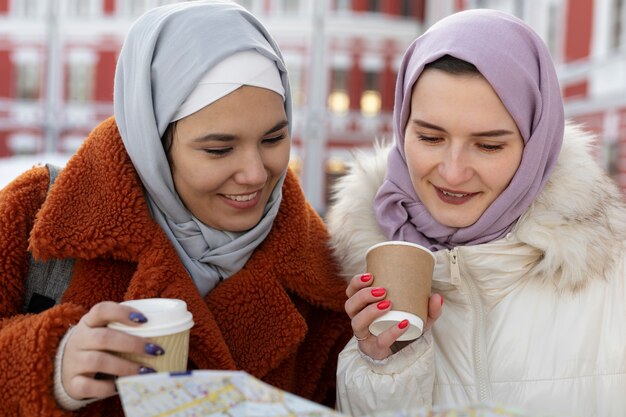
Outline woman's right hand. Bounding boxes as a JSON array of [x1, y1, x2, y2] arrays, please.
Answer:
[[345, 273, 443, 360], [61, 301, 164, 401]]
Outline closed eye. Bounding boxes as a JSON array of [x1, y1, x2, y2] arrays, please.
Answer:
[[204, 147, 232, 156], [418, 134, 442, 143], [478, 143, 504, 152], [262, 134, 286, 145]]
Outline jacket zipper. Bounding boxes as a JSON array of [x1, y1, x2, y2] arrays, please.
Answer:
[[449, 247, 491, 403]]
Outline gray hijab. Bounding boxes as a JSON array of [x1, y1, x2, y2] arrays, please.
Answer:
[[114, 1, 292, 296]]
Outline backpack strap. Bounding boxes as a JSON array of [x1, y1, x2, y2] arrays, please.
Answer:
[[23, 164, 76, 313]]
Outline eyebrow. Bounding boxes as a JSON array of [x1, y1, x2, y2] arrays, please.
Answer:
[[410, 119, 515, 138], [191, 119, 289, 143]]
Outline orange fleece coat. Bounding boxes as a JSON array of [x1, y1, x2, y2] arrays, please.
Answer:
[[0, 117, 351, 416]]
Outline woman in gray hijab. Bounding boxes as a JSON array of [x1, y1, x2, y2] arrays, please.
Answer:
[[0, 1, 351, 415]]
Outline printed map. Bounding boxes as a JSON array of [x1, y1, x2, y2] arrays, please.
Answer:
[[116, 370, 344, 417], [117, 371, 552, 417]]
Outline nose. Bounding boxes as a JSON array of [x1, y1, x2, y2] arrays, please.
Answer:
[[437, 146, 473, 186], [233, 149, 267, 186]]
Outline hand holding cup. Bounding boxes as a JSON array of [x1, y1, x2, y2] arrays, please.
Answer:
[[344, 241, 441, 360], [366, 241, 436, 341], [107, 298, 194, 373]]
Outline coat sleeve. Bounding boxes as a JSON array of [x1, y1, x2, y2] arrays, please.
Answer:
[[0, 304, 87, 416], [336, 332, 435, 416], [0, 167, 91, 415]]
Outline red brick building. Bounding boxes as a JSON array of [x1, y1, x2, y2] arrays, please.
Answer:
[[0, 0, 623, 211]]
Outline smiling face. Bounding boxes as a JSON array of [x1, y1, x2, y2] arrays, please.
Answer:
[[404, 69, 524, 228], [167, 85, 290, 232]]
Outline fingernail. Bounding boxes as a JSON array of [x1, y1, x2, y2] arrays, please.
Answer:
[[398, 319, 409, 329], [145, 343, 165, 356], [360, 273, 372, 282], [440, 296, 444, 306], [129, 312, 147, 323], [371, 287, 385, 297], [138, 366, 157, 374], [377, 300, 391, 310]]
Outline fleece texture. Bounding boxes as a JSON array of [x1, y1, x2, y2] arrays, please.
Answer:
[[0, 117, 351, 416]]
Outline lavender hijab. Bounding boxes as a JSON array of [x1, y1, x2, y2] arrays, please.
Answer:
[[374, 9, 564, 251], [114, 1, 291, 295]]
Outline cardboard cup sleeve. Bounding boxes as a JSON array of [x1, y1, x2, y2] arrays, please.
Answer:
[[366, 241, 435, 341]]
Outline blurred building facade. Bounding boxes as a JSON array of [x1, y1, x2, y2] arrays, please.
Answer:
[[0, 0, 623, 212]]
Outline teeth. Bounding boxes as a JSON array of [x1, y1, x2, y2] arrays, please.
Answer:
[[442, 190, 467, 198], [224, 192, 258, 202]]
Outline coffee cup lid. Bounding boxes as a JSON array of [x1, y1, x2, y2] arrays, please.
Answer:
[[108, 298, 194, 337]]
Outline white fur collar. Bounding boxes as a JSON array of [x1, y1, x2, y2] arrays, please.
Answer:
[[326, 123, 626, 292]]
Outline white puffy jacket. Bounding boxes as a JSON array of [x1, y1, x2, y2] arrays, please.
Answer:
[[326, 124, 626, 417]]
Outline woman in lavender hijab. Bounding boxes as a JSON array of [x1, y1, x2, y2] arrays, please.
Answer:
[[327, 9, 626, 416]]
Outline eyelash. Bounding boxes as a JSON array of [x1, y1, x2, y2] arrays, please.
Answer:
[[418, 134, 440, 143], [203, 134, 286, 156], [417, 135, 504, 152], [262, 134, 286, 145], [479, 144, 504, 151]]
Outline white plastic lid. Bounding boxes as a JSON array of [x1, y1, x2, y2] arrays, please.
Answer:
[[369, 310, 424, 341], [108, 298, 194, 337]]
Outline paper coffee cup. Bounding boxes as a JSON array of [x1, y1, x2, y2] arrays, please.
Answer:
[[366, 241, 435, 341], [108, 298, 194, 372]]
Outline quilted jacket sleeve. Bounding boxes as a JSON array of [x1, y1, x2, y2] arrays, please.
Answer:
[[336, 332, 435, 416]]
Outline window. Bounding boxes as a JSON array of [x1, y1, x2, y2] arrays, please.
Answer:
[[606, 141, 618, 179], [328, 69, 349, 114], [546, 4, 560, 57], [368, 0, 381, 12], [66, 0, 92, 18], [235, 0, 253, 11], [360, 71, 380, 117], [15, 62, 40, 99], [8, 133, 40, 155], [281, 0, 300, 14], [400, 0, 412, 17], [287, 63, 304, 106], [611, 0, 624, 49], [12, 49, 41, 100], [68, 62, 94, 102], [333, 0, 351, 12], [12, 0, 40, 17], [120, 0, 146, 18]]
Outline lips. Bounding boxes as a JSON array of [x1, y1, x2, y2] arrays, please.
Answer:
[[223, 191, 258, 202], [219, 189, 263, 209], [435, 186, 477, 205]]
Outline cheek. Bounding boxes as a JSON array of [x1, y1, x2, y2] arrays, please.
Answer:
[[491, 153, 523, 193], [404, 144, 430, 184], [266, 143, 291, 176], [172, 162, 225, 195]]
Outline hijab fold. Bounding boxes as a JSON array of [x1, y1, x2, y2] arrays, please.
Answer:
[[374, 10, 564, 251], [114, 1, 292, 295]]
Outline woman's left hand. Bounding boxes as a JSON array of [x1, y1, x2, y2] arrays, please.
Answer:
[[345, 272, 444, 360]]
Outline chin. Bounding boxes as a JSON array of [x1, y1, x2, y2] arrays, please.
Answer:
[[434, 216, 477, 229], [223, 217, 264, 233]]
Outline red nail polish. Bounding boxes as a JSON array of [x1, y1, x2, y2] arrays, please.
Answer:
[[371, 287, 385, 297], [377, 300, 391, 310], [398, 319, 409, 329], [440, 296, 444, 306], [360, 273, 372, 282]]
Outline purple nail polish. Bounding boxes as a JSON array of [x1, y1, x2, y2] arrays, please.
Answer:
[[138, 366, 156, 374], [129, 312, 147, 323], [145, 343, 165, 356]]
